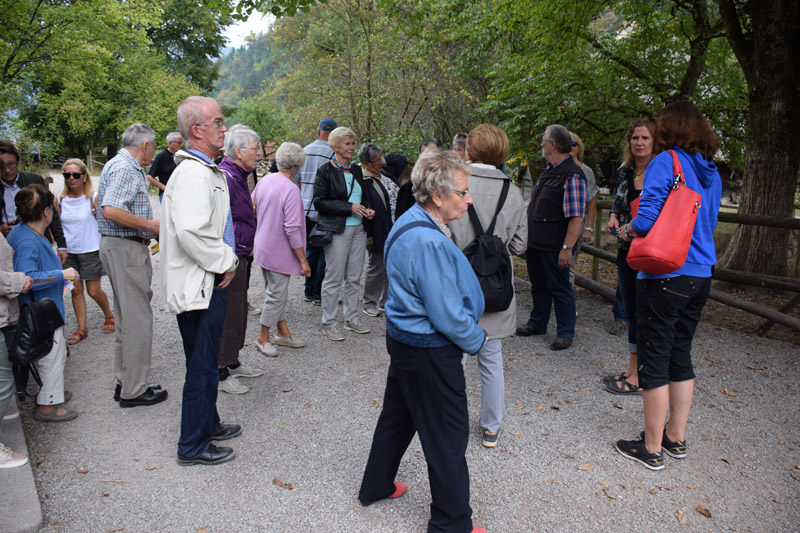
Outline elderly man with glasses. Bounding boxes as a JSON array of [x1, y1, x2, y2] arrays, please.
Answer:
[[0, 140, 67, 263]]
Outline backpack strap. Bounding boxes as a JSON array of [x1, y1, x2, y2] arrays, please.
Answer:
[[384, 219, 440, 264], [467, 179, 511, 237]]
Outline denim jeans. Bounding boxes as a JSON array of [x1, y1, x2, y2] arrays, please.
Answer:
[[612, 282, 628, 323], [176, 285, 227, 458], [616, 247, 638, 352], [526, 249, 576, 339], [636, 275, 711, 389], [304, 218, 326, 300]]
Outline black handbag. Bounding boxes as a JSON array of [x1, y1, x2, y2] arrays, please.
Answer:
[[10, 296, 64, 365], [308, 225, 333, 247]]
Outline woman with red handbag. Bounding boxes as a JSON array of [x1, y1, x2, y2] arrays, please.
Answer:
[[614, 101, 722, 470], [603, 118, 656, 395]]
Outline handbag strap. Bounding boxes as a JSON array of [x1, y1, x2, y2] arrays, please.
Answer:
[[466, 179, 510, 237], [669, 150, 686, 189]]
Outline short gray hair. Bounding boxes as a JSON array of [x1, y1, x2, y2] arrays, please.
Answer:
[[177, 96, 217, 140], [275, 142, 306, 174], [544, 124, 573, 154], [411, 150, 469, 206], [121, 123, 155, 149], [328, 126, 356, 151], [166, 131, 182, 144], [224, 124, 261, 159], [358, 143, 381, 163]]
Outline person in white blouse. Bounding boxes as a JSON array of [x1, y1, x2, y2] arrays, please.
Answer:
[[57, 159, 114, 345]]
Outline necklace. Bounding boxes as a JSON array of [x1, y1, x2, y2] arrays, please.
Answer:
[[331, 156, 351, 171]]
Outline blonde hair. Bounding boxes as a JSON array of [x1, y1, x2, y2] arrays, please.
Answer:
[[60, 158, 92, 201], [328, 126, 356, 152]]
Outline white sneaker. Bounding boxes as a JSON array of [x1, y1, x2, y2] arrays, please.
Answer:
[[344, 320, 370, 334], [218, 375, 249, 395], [274, 335, 305, 348], [229, 363, 263, 378], [255, 339, 278, 357], [247, 302, 262, 315], [3, 403, 19, 420], [0, 442, 28, 469], [323, 326, 345, 341]]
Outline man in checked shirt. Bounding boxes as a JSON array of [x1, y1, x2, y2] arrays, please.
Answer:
[[96, 123, 167, 408], [516, 124, 586, 351]]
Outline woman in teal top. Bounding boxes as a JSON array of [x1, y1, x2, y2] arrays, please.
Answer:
[[312, 127, 375, 342]]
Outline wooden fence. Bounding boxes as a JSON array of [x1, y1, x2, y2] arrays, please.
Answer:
[[576, 199, 800, 333]]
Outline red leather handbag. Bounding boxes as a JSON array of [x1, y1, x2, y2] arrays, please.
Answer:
[[626, 150, 702, 274]]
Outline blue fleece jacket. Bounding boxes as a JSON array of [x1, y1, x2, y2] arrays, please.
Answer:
[[383, 203, 486, 354], [630, 147, 721, 278]]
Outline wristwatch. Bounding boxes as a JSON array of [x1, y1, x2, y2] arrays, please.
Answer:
[[621, 224, 630, 239], [562, 244, 573, 250]]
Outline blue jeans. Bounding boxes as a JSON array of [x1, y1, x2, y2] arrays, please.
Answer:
[[612, 282, 628, 323], [526, 249, 576, 339], [304, 219, 326, 300], [176, 285, 227, 458]]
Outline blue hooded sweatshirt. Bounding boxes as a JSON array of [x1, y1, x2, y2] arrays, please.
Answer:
[[630, 147, 721, 279]]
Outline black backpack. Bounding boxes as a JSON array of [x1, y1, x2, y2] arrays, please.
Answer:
[[462, 180, 514, 313]]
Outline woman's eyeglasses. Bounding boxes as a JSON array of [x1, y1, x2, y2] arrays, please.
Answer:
[[63, 172, 83, 180], [452, 189, 468, 197]]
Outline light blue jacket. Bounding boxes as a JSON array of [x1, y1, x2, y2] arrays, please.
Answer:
[[631, 147, 721, 278], [8, 223, 65, 319], [383, 204, 486, 354]]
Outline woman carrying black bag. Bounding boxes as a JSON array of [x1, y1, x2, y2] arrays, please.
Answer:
[[7, 184, 80, 422], [0, 232, 33, 467]]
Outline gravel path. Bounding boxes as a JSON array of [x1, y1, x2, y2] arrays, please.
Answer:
[[16, 201, 800, 532]]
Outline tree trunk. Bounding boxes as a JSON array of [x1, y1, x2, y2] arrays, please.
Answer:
[[718, 0, 800, 276]]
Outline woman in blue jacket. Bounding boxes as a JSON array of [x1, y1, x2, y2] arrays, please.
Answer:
[[8, 185, 81, 422], [615, 101, 722, 470], [358, 150, 487, 533]]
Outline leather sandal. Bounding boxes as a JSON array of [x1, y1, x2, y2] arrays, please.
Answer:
[[103, 318, 115, 334], [604, 378, 642, 395], [67, 330, 88, 345]]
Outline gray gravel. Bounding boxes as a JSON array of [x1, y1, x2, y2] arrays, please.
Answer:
[[16, 200, 800, 532]]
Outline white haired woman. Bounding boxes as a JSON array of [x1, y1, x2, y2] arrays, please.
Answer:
[[216, 124, 264, 395], [358, 150, 487, 533], [56, 158, 114, 345], [312, 127, 374, 341], [252, 142, 311, 356], [357, 142, 398, 316]]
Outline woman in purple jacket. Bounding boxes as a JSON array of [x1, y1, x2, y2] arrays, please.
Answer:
[[252, 142, 311, 357], [216, 125, 264, 395]]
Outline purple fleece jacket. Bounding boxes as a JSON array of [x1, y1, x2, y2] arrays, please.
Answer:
[[218, 157, 257, 258]]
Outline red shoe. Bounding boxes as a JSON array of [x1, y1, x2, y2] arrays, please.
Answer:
[[472, 528, 487, 533], [388, 481, 407, 499]]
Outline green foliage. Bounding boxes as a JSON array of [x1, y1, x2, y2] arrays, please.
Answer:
[[229, 92, 287, 142], [213, 34, 286, 108]]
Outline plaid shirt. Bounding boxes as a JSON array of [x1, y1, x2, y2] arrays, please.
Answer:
[[96, 148, 156, 239], [547, 156, 586, 218]]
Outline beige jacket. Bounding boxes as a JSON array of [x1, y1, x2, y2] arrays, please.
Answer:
[[448, 165, 527, 339], [160, 151, 238, 314], [0, 235, 27, 327]]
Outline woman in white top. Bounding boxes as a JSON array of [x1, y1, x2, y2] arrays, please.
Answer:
[[57, 159, 114, 345]]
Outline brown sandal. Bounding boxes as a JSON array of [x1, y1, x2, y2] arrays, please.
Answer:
[[103, 318, 115, 334], [68, 330, 88, 345]]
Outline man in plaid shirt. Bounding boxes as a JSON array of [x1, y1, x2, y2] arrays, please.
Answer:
[[97, 123, 167, 408], [516, 124, 586, 351]]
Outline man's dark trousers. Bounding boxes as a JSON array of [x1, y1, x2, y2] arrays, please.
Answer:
[[176, 284, 227, 458], [526, 248, 576, 339]]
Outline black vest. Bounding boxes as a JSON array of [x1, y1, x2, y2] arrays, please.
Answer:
[[527, 156, 586, 252]]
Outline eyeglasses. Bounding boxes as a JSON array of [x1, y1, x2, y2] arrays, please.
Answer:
[[63, 172, 83, 180], [196, 119, 226, 129], [2, 161, 18, 169], [452, 189, 469, 197]]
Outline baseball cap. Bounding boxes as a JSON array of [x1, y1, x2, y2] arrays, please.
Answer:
[[318, 118, 337, 132]]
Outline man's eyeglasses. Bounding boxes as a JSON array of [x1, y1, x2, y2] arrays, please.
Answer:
[[452, 189, 469, 197], [3, 161, 19, 170], [63, 172, 83, 180], [196, 119, 226, 129]]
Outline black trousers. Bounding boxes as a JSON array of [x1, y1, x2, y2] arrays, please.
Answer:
[[359, 336, 473, 533]]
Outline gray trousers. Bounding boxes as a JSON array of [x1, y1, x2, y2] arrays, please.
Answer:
[[463, 338, 504, 433], [259, 269, 290, 329], [99, 236, 153, 400], [362, 248, 387, 309], [321, 224, 366, 328]]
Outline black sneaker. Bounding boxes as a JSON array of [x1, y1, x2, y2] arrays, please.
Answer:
[[482, 428, 499, 448], [639, 430, 687, 459], [615, 438, 665, 470]]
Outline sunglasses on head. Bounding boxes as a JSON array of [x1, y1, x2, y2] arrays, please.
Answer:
[[63, 172, 83, 180]]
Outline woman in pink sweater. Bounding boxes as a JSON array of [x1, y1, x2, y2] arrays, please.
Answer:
[[252, 142, 311, 356]]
